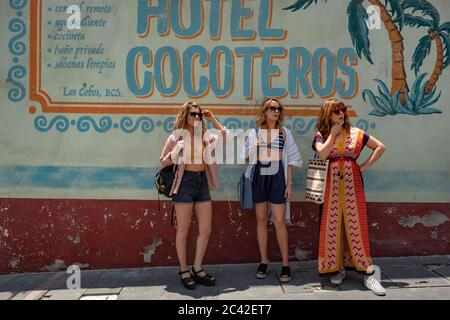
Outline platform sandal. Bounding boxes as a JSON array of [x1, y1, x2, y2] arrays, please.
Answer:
[[256, 263, 268, 279], [192, 267, 216, 286], [179, 270, 196, 290]]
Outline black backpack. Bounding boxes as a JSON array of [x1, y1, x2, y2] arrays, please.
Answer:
[[155, 164, 177, 225], [155, 164, 177, 198]]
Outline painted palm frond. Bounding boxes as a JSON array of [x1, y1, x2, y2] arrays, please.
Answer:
[[440, 31, 450, 69], [405, 73, 441, 114], [401, 0, 439, 27], [384, 0, 405, 29], [363, 75, 442, 116], [284, 0, 410, 103], [404, 13, 434, 28], [283, 0, 322, 12], [401, 0, 448, 94], [411, 35, 432, 75], [347, 0, 373, 64], [362, 80, 402, 116], [439, 22, 450, 34]]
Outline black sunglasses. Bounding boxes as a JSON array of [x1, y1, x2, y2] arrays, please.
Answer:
[[332, 107, 347, 115], [189, 111, 203, 118], [268, 106, 283, 113]]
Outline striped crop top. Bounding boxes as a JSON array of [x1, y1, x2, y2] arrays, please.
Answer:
[[259, 130, 285, 151]]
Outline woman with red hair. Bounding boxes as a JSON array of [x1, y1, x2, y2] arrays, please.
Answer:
[[313, 99, 386, 296]]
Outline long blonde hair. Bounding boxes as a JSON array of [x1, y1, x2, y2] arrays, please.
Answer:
[[316, 99, 351, 139], [255, 98, 285, 129], [173, 102, 206, 134]]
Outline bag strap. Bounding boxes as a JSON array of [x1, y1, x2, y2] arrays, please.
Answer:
[[250, 162, 256, 180], [170, 203, 175, 226], [237, 178, 241, 201], [158, 192, 160, 211], [255, 128, 260, 164], [249, 128, 259, 180]]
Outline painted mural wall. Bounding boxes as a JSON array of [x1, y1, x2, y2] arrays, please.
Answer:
[[0, 0, 449, 274]]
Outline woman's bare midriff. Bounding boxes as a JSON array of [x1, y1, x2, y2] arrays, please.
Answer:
[[258, 149, 283, 162], [185, 163, 206, 172], [184, 139, 206, 171]]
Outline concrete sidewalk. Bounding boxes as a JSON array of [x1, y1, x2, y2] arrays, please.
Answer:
[[1, 255, 450, 300]]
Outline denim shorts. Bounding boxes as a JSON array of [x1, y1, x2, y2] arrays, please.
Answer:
[[172, 171, 212, 204], [252, 160, 286, 205]]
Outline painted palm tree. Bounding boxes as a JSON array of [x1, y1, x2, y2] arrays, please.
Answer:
[[284, 0, 409, 102], [402, 0, 450, 93]]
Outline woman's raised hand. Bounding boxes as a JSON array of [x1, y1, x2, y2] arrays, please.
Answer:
[[330, 120, 344, 137], [202, 109, 215, 122]]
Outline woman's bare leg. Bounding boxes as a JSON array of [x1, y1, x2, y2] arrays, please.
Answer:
[[175, 203, 194, 279], [255, 202, 270, 264], [193, 201, 213, 277], [271, 204, 289, 266]]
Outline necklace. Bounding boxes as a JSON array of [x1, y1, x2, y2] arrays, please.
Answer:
[[335, 130, 347, 152]]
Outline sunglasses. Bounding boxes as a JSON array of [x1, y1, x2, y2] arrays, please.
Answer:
[[188, 111, 203, 118], [268, 106, 283, 113], [332, 107, 347, 115]]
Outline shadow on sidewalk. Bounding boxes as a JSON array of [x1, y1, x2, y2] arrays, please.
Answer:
[[1, 256, 450, 300]]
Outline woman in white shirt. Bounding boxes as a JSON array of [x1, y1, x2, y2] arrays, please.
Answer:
[[243, 98, 303, 283]]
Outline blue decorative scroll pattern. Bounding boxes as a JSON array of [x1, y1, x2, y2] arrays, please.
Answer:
[[120, 117, 155, 133], [7, 0, 28, 103], [35, 116, 70, 133], [7, 65, 26, 102], [34, 116, 377, 134], [77, 116, 113, 133], [291, 118, 317, 136], [35, 116, 160, 134]]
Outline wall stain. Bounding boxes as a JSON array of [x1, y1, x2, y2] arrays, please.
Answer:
[[142, 237, 163, 263], [41, 259, 66, 272], [294, 247, 313, 261], [398, 211, 449, 228]]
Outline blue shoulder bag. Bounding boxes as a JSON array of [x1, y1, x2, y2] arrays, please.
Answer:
[[238, 129, 258, 209]]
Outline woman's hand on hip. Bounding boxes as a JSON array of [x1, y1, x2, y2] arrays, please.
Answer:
[[359, 163, 369, 172]]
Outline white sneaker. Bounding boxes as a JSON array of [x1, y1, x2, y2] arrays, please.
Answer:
[[364, 275, 386, 296], [330, 269, 346, 285]]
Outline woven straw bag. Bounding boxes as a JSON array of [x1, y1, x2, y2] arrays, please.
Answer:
[[305, 156, 329, 204]]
